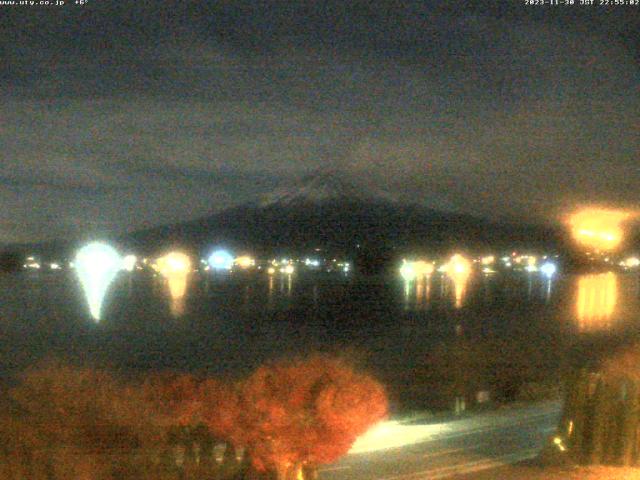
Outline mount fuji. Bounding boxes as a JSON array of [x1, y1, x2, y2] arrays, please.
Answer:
[[257, 169, 397, 208], [123, 169, 560, 256]]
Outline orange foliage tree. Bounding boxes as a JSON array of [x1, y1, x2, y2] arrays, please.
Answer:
[[236, 355, 388, 479], [140, 372, 201, 427], [198, 378, 241, 441]]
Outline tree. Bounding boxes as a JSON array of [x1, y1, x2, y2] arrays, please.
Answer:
[[141, 372, 201, 427], [236, 355, 388, 480]]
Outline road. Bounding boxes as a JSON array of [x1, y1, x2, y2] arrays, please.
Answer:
[[319, 400, 562, 480]]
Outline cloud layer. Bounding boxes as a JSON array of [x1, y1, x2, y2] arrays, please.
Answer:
[[1, 2, 638, 243]]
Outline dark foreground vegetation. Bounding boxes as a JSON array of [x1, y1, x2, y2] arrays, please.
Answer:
[[559, 338, 640, 466], [0, 355, 387, 480]]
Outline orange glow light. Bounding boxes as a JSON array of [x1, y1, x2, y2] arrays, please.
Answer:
[[156, 251, 192, 316], [446, 254, 471, 308], [235, 255, 256, 269], [413, 260, 435, 278], [568, 208, 633, 252]]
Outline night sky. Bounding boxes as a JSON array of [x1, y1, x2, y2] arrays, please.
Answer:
[[2, 2, 639, 244]]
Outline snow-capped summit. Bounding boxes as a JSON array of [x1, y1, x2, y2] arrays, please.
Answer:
[[259, 169, 396, 207]]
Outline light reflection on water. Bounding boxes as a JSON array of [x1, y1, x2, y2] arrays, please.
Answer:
[[575, 272, 618, 332], [1, 270, 640, 380]]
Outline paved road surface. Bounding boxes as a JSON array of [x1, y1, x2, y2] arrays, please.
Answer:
[[320, 401, 562, 480]]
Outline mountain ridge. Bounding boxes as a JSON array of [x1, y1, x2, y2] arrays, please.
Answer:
[[2, 170, 565, 257]]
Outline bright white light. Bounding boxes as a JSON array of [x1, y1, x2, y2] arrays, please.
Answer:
[[50, 263, 61, 270], [283, 264, 295, 275], [305, 258, 320, 267], [208, 250, 234, 270], [75, 242, 122, 321], [540, 262, 557, 278], [400, 261, 416, 281], [122, 254, 137, 272]]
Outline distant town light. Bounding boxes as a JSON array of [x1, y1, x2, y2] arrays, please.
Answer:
[[122, 254, 137, 272], [156, 251, 192, 316], [413, 260, 435, 277], [445, 254, 472, 308], [75, 242, 122, 321], [305, 258, 320, 267], [480, 255, 495, 265], [235, 255, 256, 269], [50, 262, 61, 270], [540, 262, 557, 278], [400, 261, 416, 281], [208, 249, 234, 270], [267, 267, 276, 275]]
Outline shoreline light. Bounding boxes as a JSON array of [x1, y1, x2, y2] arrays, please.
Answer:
[[622, 256, 640, 269], [568, 208, 633, 252], [282, 264, 295, 275], [208, 249, 234, 270], [540, 262, 557, 278], [157, 251, 192, 316], [445, 254, 471, 309], [122, 254, 137, 272], [235, 255, 256, 269], [75, 242, 122, 321], [400, 261, 416, 281]]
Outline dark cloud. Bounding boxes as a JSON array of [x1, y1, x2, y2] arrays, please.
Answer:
[[0, 1, 638, 243]]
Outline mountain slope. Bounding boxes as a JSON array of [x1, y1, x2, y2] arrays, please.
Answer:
[[123, 170, 562, 255], [258, 169, 396, 207]]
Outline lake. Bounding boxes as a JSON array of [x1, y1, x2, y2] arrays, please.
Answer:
[[2, 268, 639, 410]]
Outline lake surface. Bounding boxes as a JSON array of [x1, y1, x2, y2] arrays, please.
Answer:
[[2, 269, 640, 409]]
